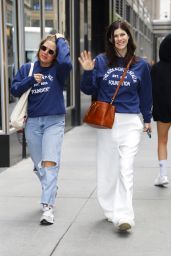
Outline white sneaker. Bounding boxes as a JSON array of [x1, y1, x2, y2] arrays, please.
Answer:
[[40, 207, 54, 225], [154, 175, 169, 186]]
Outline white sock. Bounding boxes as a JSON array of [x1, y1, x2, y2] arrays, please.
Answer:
[[159, 160, 167, 176]]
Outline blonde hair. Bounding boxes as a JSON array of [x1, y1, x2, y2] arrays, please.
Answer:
[[37, 34, 57, 61]]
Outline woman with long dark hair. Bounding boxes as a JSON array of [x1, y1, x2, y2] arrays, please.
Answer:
[[78, 20, 152, 232]]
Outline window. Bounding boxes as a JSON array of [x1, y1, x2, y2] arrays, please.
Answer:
[[24, 0, 41, 65], [45, 0, 53, 10], [45, 20, 54, 27], [24, 15, 31, 26], [32, 0, 40, 10], [5, 2, 17, 122], [133, 11, 137, 25], [115, 0, 123, 17], [0, 62, 2, 130], [31, 19, 40, 27], [139, 19, 144, 33], [126, 4, 131, 23]]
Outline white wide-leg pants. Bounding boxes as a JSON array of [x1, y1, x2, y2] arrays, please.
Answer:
[[96, 113, 143, 226]]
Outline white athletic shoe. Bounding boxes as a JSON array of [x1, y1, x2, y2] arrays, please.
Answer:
[[40, 207, 54, 225], [154, 175, 169, 186]]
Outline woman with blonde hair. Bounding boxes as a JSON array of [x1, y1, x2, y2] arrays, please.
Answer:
[[11, 33, 72, 225]]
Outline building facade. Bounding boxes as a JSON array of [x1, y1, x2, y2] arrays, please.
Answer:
[[144, 0, 160, 20]]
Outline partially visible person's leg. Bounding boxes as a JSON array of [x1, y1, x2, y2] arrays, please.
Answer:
[[157, 121, 171, 160], [154, 121, 171, 186]]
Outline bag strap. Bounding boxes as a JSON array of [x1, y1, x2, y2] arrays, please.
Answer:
[[110, 57, 133, 104], [25, 62, 34, 95], [28, 62, 34, 76]]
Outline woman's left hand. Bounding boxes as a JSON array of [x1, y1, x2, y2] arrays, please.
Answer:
[[143, 123, 152, 132]]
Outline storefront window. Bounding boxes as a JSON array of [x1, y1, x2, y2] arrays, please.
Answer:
[[32, 0, 40, 10], [6, 1, 16, 120], [87, 0, 91, 50], [0, 23, 2, 130], [45, 0, 53, 10], [0, 62, 2, 130], [80, 1, 91, 53], [80, 0, 84, 53], [44, 0, 58, 32], [24, 0, 41, 63]]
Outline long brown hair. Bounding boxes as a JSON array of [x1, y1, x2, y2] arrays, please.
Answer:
[[105, 20, 136, 67]]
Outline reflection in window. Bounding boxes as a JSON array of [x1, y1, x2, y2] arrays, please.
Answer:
[[45, 20, 54, 27], [45, 0, 53, 10], [0, 34, 2, 130], [7, 10, 12, 24], [5, 1, 16, 124], [0, 82, 1, 130], [80, 0, 84, 53], [33, 0, 40, 10], [24, 0, 41, 63], [32, 19, 40, 27]]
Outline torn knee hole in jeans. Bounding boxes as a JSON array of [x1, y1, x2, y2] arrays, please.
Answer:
[[42, 161, 57, 168]]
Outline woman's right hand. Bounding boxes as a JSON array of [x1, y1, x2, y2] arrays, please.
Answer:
[[34, 73, 43, 83], [78, 50, 95, 70]]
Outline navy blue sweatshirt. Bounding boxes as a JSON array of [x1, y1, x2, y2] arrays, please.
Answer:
[[81, 54, 152, 123], [11, 38, 72, 117]]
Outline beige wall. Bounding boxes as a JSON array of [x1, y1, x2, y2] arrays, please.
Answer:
[[144, 0, 160, 20]]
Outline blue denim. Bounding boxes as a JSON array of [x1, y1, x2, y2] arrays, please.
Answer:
[[38, 165, 58, 206], [25, 115, 65, 206]]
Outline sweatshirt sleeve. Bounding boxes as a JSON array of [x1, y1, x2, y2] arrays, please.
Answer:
[[55, 38, 72, 82], [80, 58, 99, 96], [139, 62, 153, 123], [11, 63, 36, 97]]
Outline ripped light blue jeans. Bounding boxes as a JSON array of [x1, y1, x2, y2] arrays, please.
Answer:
[[25, 115, 65, 206]]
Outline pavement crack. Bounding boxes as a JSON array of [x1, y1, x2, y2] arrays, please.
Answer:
[[50, 187, 96, 256]]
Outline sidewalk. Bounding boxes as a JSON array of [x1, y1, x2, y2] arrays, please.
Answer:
[[0, 124, 171, 256]]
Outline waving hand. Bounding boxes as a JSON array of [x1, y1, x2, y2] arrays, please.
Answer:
[[78, 51, 95, 70]]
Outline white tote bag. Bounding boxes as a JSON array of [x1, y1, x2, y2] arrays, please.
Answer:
[[10, 62, 34, 130]]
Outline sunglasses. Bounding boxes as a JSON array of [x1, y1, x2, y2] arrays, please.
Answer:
[[40, 45, 55, 56]]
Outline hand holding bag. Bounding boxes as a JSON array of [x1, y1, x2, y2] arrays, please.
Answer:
[[10, 62, 34, 130], [83, 58, 133, 129]]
